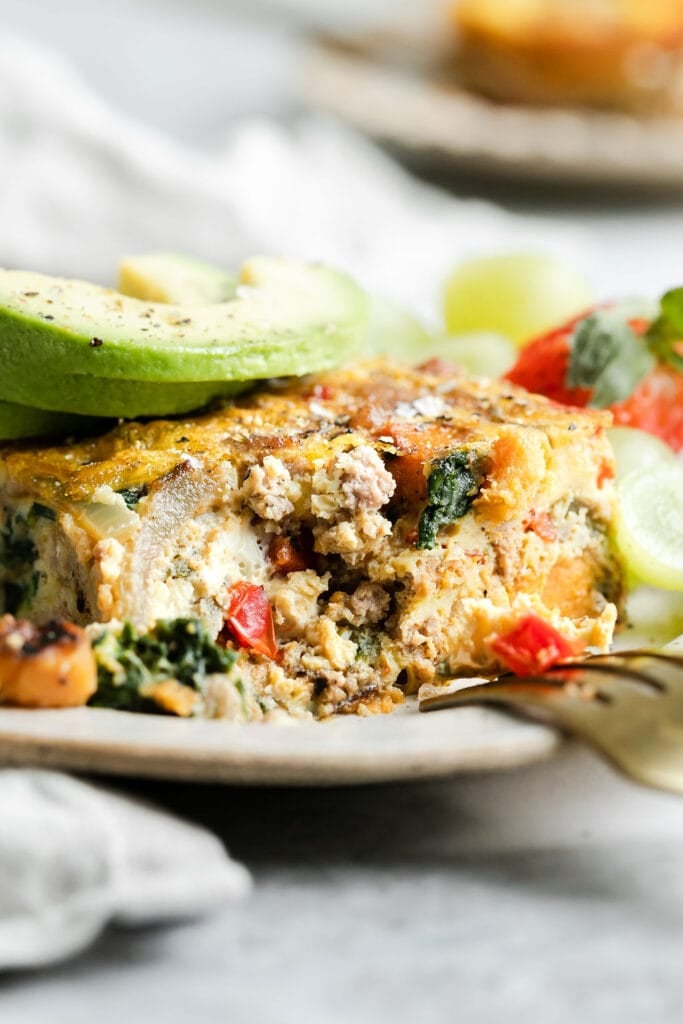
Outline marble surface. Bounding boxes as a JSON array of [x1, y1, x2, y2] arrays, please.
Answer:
[[2, 2, 683, 1019]]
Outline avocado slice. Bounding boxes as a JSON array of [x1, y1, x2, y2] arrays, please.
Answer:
[[0, 255, 248, 419], [121, 255, 433, 366], [0, 258, 367, 386], [0, 373, 246, 419], [0, 399, 106, 440], [118, 253, 236, 305]]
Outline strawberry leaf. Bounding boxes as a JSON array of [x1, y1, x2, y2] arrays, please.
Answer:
[[646, 288, 683, 373], [660, 287, 683, 332]]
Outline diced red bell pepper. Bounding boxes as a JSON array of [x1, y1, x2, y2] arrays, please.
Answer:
[[224, 582, 278, 659], [491, 614, 576, 676]]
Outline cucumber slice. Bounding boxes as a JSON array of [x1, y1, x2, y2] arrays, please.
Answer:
[[625, 586, 683, 650], [0, 399, 103, 440], [118, 253, 236, 305], [607, 426, 676, 481], [614, 462, 683, 590], [0, 257, 367, 385]]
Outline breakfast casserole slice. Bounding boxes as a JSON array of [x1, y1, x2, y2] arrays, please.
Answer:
[[451, 0, 683, 114], [0, 360, 622, 720]]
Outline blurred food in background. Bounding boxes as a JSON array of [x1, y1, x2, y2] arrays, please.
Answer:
[[305, 0, 683, 188], [451, 0, 683, 113]]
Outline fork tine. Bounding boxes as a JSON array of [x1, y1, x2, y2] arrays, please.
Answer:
[[588, 649, 683, 665], [565, 651, 683, 693], [419, 676, 588, 716], [419, 661, 669, 728], [546, 661, 665, 693], [419, 648, 683, 795], [583, 650, 683, 676]]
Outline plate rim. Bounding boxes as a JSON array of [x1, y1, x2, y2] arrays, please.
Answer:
[[0, 700, 561, 786], [303, 38, 683, 189]]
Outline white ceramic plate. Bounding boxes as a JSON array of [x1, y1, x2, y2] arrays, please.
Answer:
[[0, 589, 679, 785], [303, 35, 683, 189]]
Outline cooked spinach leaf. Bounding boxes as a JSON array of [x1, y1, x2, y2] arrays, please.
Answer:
[[352, 628, 381, 661], [0, 533, 36, 571], [117, 485, 148, 509], [417, 451, 482, 550], [2, 581, 28, 615], [0, 511, 39, 615], [30, 502, 57, 521], [0, 515, 36, 572], [90, 618, 237, 712]]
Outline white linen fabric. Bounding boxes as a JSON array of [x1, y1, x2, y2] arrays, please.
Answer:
[[0, 30, 591, 973], [0, 31, 590, 325], [0, 770, 251, 971]]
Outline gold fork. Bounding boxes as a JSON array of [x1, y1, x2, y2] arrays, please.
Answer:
[[419, 650, 683, 794]]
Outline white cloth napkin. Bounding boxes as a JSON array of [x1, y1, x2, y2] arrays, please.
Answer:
[[0, 30, 593, 972], [0, 770, 251, 971], [0, 31, 590, 325]]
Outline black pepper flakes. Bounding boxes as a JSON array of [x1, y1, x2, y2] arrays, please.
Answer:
[[89, 337, 104, 348]]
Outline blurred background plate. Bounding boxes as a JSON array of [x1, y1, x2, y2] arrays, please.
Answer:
[[304, 33, 683, 190]]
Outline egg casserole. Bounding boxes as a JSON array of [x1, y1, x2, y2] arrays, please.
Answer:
[[0, 360, 622, 720], [451, 0, 683, 113]]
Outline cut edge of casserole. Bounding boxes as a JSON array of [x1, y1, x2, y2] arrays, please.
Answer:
[[0, 360, 623, 721]]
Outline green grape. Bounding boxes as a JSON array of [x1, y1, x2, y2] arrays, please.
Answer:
[[607, 426, 675, 482], [443, 253, 592, 346], [614, 463, 683, 591], [362, 291, 516, 378]]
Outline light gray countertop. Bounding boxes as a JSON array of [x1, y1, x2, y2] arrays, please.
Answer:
[[2, 3, 683, 1020], [3, 746, 683, 1023]]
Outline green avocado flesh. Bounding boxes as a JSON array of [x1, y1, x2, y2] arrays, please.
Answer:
[[0, 258, 367, 386], [118, 253, 236, 305], [0, 400, 104, 440], [0, 373, 248, 419], [122, 255, 432, 366]]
